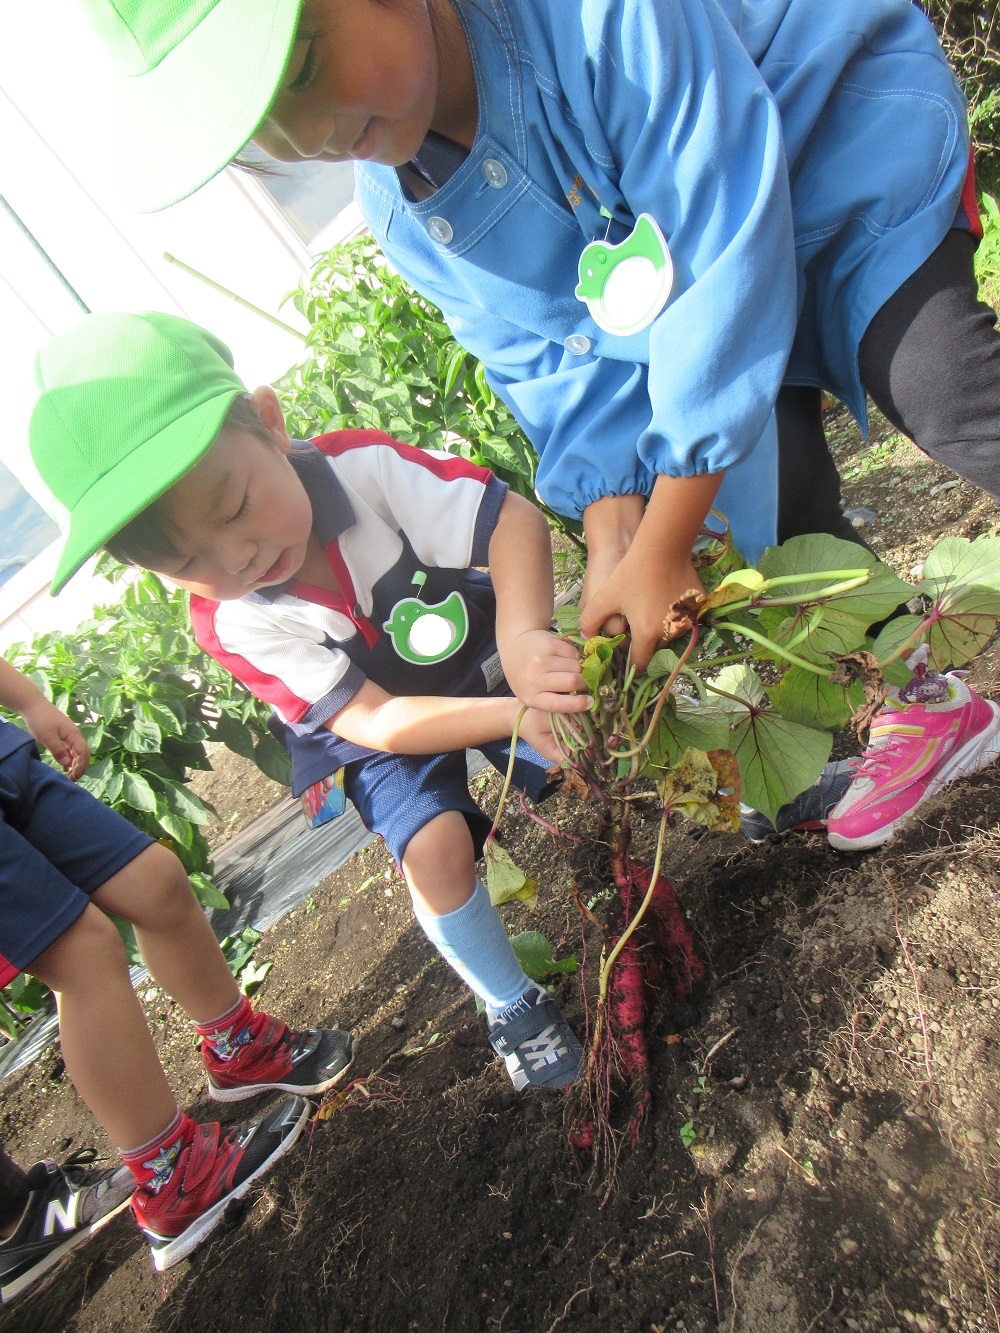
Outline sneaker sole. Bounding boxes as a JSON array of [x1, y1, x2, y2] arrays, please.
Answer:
[[145, 1098, 311, 1272], [0, 1195, 134, 1305], [828, 701, 1000, 851], [206, 1035, 358, 1104]]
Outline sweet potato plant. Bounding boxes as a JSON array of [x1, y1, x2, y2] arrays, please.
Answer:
[[489, 523, 1000, 1179]]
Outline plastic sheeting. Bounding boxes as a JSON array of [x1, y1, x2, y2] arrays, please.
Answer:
[[205, 796, 376, 939]]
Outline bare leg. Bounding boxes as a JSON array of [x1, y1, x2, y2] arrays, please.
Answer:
[[91, 843, 239, 1024], [29, 905, 177, 1147]]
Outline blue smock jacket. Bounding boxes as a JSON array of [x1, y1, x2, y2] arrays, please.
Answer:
[[355, 0, 969, 561]]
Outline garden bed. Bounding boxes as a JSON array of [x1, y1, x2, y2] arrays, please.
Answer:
[[2, 410, 1000, 1332]]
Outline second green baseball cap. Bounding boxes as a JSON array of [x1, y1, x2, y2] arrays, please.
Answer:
[[77, 0, 303, 212], [29, 311, 247, 594]]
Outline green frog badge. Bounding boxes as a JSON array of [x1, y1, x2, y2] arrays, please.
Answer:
[[574, 212, 673, 337], [382, 571, 469, 665]]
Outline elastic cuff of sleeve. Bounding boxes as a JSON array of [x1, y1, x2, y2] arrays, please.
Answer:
[[539, 478, 654, 520]]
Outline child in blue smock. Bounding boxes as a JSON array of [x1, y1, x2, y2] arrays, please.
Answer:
[[72, 0, 1000, 851]]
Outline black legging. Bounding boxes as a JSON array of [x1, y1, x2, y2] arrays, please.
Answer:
[[776, 228, 999, 544]]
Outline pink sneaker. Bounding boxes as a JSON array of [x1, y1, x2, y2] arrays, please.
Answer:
[[827, 673, 1000, 850]]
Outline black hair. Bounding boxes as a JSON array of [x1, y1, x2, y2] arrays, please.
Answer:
[[105, 393, 273, 569]]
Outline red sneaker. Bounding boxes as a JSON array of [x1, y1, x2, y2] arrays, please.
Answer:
[[132, 1098, 309, 1272], [203, 1011, 356, 1103]]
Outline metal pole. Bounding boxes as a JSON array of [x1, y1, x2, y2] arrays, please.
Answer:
[[161, 252, 308, 342], [0, 195, 90, 313]]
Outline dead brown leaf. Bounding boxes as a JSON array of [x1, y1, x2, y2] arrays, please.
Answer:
[[828, 650, 886, 738], [663, 588, 707, 641], [556, 766, 593, 802]]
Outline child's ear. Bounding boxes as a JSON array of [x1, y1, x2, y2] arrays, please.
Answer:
[[250, 385, 292, 452]]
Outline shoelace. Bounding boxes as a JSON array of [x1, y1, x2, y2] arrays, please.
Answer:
[[855, 726, 928, 780], [55, 1147, 101, 1187], [520, 1024, 568, 1071]]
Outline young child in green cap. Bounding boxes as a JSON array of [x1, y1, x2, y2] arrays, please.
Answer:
[[0, 652, 356, 1281], [28, 309, 591, 1104]]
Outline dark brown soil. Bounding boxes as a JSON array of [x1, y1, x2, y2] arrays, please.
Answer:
[[3, 403, 1000, 1333]]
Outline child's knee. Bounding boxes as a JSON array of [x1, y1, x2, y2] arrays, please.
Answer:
[[142, 843, 197, 916], [400, 812, 476, 887], [93, 841, 195, 927], [29, 904, 127, 990]]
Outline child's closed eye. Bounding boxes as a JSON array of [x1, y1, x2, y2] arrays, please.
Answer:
[[289, 37, 320, 93]]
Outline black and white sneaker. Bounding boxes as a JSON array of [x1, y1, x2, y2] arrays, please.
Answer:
[[739, 757, 860, 843], [0, 1150, 134, 1304], [487, 986, 584, 1090]]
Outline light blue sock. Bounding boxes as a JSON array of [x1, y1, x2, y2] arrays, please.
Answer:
[[412, 877, 530, 1014]]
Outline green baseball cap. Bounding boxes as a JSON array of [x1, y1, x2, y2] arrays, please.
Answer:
[[77, 0, 303, 212], [29, 311, 246, 594]]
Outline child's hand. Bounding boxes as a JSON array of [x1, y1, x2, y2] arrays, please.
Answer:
[[580, 493, 646, 639], [516, 707, 563, 764], [580, 473, 720, 669], [500, 629, 591, 714], [581, 554, 627, 638], [579, 547, 705, 671], [20, 700, 91, 780]]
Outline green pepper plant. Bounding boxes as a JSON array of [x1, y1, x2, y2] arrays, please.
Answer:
[[0, 562, 291, 1036]]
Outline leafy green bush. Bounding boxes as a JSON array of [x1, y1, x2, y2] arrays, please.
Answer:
[[2, 562, 290, 914], [279, 234, 583, 557], [975, 192, 1000, 297], [923, 0, 1000, 163]]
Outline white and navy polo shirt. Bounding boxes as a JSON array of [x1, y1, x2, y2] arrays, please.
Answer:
[[189, 431, 510, 768]]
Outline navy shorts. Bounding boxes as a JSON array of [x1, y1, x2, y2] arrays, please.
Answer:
[[344, 737, 556, 867], [0, 742, 152, 985]]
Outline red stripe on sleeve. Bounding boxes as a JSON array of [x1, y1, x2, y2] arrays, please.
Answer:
[[960, 146, 984, 242], [310, 430, 494, 484], [189, 595, 310, 724]]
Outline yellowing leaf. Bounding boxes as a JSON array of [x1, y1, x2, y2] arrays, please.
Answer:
[[580, 634, 626, 695], [484, 839, 539, 912], [659, 746, 741, 833], [701, 569, 765, 612]]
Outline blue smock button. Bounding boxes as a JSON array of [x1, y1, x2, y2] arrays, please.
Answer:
[[427, 216, 454, 244], [564, 334, 591, 356], [481, 158, 507, 189]]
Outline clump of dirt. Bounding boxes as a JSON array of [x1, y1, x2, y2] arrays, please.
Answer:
[[3, 402, 1000, 1333]]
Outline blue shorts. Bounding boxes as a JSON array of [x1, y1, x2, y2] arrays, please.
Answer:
[[344, 738, 556, 867], [0, 743, 152, 985]]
